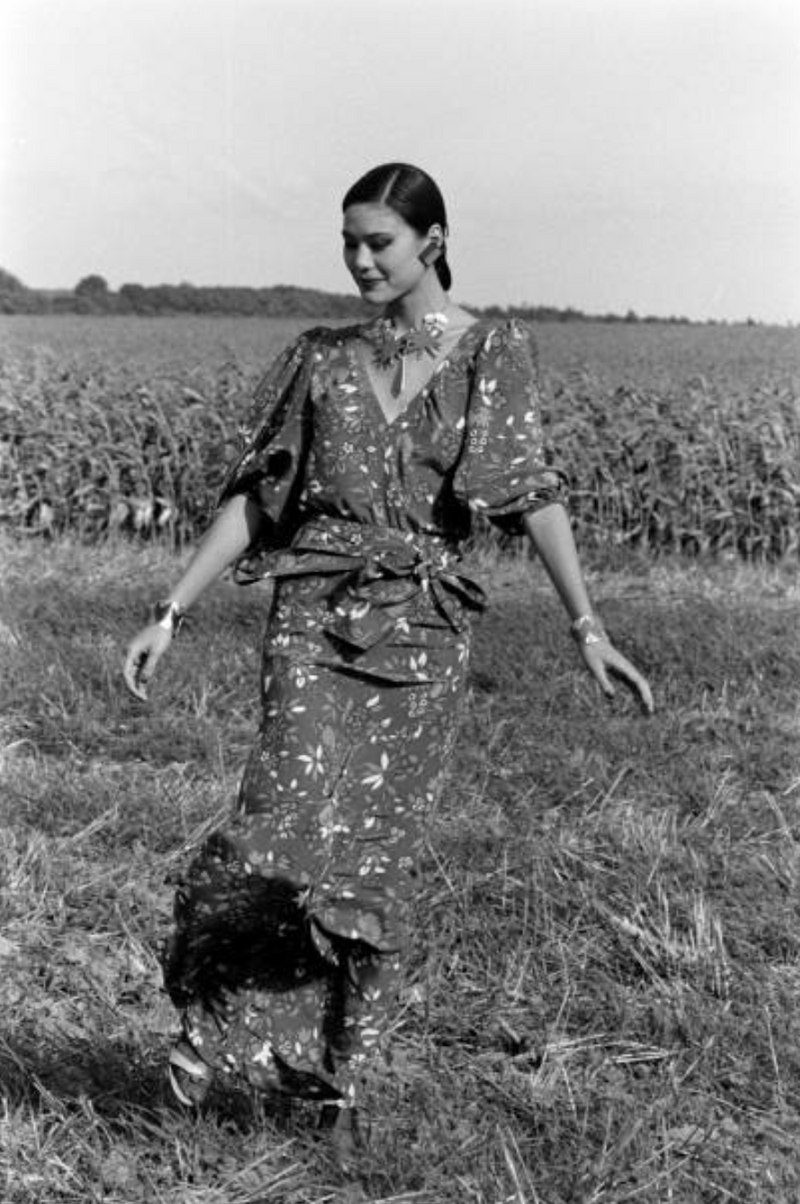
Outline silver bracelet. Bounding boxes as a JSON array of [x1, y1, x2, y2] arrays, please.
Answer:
[[570, 613, 608, 646], [152, 599, 187, 635]]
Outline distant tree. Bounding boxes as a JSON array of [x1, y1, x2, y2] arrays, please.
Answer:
[[75, 275, 110, 301], [1, 266, 698, 323], [118, 283, 148, 313], [0, 267, 35, 312], [0, 267, 27, 293]]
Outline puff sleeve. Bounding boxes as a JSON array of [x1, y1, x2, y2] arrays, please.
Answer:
[[453, 319, 567, 534], [218, 329, 318, 546]]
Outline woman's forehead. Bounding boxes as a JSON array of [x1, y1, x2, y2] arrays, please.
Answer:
[[342, 203, 411, 236]]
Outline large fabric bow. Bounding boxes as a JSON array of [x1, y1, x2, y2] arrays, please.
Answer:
[[267, 516, 486, 654]]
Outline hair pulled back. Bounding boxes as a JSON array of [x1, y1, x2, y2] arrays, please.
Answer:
[[342, 163, 452, 292]]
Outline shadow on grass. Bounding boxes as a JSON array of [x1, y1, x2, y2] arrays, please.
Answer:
[[3, 546, 800, 1200], [0, 1030, 168, 1115], [0, 1028, 299, 1135]]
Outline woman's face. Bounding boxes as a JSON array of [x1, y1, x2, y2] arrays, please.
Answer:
[[342, 203, 436, 306]]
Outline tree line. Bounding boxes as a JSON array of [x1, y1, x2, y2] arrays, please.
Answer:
[[0, 267, 698, 324]]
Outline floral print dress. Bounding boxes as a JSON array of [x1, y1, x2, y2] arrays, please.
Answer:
[[163, 318, 565, 1108]]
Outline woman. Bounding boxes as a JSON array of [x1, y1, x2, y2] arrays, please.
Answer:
[[124, 163, 653, 1163]]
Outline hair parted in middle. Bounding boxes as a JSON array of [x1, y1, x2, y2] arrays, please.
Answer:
[[342, 162, 452, 291]]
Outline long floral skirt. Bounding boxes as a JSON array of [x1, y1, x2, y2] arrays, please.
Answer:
[[162, 522, 479, 1107]]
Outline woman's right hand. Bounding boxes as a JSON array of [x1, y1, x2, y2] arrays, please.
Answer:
[[123, 624, 174, 701]]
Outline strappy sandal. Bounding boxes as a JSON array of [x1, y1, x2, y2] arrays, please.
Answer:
[[167, 1042, 213, 1108]]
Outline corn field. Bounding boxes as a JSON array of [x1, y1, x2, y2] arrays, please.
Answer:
[[2, 315, 799, 557]]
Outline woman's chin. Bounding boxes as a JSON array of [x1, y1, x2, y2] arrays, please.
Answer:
[[359, 291, 386, 308]]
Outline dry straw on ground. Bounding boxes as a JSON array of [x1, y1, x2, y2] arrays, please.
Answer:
[[2, 316, 799, 1199], [2, 535, 800, 1202]]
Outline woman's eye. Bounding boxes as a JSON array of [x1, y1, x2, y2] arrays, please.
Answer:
[[342, 236, 392, 251]]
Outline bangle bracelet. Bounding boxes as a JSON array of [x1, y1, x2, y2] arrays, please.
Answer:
[[152, 599, 187, 635], [570, 613, 608, 646]]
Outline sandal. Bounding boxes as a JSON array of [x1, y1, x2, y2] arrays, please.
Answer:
[[167, 1041, 214, 1108]]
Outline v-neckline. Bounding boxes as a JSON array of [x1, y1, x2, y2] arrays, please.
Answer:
[[351, 318, 485, 429]]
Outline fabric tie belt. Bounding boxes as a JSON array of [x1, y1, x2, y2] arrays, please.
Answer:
[[264, 515, 486, 653]]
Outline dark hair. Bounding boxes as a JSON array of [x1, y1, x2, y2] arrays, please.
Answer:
[[342, 162, 452, 291]]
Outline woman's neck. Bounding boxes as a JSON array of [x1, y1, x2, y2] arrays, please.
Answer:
[[383, 281, 450, 331]]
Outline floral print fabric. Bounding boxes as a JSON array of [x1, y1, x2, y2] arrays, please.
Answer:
[[163, 318, 565, 1106]]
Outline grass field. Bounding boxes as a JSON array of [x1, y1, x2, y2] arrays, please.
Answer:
[[2, 315, 800, 1200], [2, 532, 800, 1203]]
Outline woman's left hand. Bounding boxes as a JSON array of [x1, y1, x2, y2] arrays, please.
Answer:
[[578, 639, 654, 714]]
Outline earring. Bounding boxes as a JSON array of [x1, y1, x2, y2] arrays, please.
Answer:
[[418, 240, 442, 267]]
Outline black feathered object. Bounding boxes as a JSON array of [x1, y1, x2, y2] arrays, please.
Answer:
[[161, 833, 334, 1010]]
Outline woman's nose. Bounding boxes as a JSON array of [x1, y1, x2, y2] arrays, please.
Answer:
[[353, 244, 373, 271]]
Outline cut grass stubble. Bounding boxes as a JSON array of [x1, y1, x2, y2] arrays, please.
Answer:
[[2, 536, 800, 1202]]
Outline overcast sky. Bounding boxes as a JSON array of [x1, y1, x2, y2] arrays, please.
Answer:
[[2, 0, 799, 322]]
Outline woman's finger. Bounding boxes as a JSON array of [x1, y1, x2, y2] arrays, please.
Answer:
[[589, 658, 616, 700], [123, 626, 173, 701], [606, 652, 654, 714], [123, 648, 151, 700], [123, 637, 162, 700], [582, 646, 654, 714], [628, 670, 654, 714]]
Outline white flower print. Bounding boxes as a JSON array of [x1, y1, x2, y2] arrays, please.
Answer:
[[362, 751, 390, 791], [298, 743, 326, 779], [252, 1042, 273, 1068], [168, 320, 562, 1112]]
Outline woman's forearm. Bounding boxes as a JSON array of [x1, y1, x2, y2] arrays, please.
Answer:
[[522, 503, 594, 621], [164, 494, 266, 610]]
